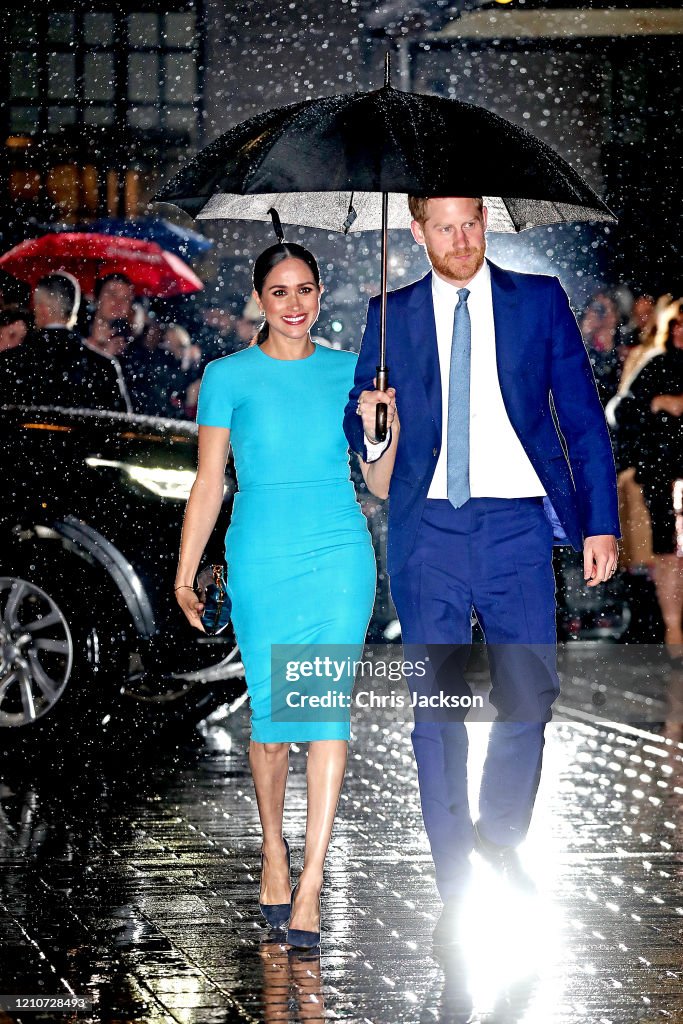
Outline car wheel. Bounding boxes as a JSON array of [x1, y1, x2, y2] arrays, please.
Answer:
[[0, 576, 75, 730], [0, 565, 128, 746]]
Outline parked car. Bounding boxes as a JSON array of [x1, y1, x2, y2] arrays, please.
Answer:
[[0, 402, 244, 746]]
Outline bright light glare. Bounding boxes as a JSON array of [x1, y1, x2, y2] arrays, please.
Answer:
[[461, 863, 566, 1020], [86, 457, 200, 500]]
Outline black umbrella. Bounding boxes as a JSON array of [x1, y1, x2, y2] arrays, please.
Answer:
[[154, 55, 616, 440]]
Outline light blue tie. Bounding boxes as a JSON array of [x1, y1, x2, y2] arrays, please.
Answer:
[[447, 288, 471, 509]]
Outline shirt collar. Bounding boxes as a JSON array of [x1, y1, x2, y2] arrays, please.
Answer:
[[431, 259, 490, 304]]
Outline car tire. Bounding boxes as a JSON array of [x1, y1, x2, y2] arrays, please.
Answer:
[[0, 549, 130, 749]]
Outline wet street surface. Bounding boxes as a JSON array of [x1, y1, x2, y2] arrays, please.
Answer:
[[1, 651, 682, 1024]]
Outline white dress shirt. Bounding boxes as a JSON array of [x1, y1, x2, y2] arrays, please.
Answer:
[[367, 262, 546, 499]]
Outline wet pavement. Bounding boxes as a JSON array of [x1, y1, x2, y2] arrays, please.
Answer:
[[1, 650, 682, 1024]]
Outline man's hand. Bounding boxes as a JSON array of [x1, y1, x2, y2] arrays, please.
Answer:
[[583, 535, 619, 587], [356, 383, 397, 443], [650, 394, 683, 417]]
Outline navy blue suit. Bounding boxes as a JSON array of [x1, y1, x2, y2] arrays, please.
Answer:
[[343, 260, 620, 899]]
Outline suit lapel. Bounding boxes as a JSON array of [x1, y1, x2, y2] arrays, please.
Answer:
[[488, 259, 520, 383], [406, 272, 441, 437]]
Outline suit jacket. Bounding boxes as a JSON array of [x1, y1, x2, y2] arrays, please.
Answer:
[[1, 327, 131, 413], [343, 260, 620, 576]]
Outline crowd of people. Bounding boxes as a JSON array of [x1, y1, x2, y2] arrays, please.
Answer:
[[0, 269, 264, 420]]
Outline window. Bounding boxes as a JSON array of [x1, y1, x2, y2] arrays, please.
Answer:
[[7, 6, 202, 145]]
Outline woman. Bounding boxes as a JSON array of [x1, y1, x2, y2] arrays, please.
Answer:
[[610, 300, 683, 725], [175, 242, 399, 947], [606, 294, 674, 575]]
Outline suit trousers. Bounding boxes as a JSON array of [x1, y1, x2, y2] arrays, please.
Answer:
[[389, 497, 560, 900]]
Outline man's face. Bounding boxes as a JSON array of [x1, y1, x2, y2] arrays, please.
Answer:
[[410, 197, 488, 286], [98, 281, 134, 321]]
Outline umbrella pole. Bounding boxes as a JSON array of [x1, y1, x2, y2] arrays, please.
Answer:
[[375, 190, 389, 443]]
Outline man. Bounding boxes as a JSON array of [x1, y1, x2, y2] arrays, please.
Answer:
[[343, 196, 619, 946], [119, 313, 186, 418], [1, 272, 130, 412], [85, 272, 136, 356]]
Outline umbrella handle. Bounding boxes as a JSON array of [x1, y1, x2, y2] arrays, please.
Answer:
[[375, 366, 389, 443]]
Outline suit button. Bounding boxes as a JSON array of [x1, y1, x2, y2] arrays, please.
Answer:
[[433, 448, 437, 457]]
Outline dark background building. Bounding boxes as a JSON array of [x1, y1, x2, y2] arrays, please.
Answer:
[[1, 0, 681, 323]]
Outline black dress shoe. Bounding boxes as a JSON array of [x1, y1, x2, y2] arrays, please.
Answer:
[[473, 823, 536, 893], [432, 895, 465, 950]]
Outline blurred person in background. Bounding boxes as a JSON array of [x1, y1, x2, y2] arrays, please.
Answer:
[[195, 301, 242, 360], [1, 272, 130, 412], [118, 310, 187, 418], [619, 292, 655, 351], [161, 322, 203, 417], [162, 322, 202, 376], [606, 296, 674, 644], [610, 299, 683, 669], [239, 296, 264, 346], [0, 308, 32, 354], [618, 293, 674, 392], [86, 273, 136, 356], [580, 291, 622, 405]]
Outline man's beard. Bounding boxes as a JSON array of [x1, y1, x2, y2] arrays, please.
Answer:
[[427, 242, 486, 284]]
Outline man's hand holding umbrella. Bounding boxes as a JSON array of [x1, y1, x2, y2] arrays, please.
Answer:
[[356, 382, 398, 444]]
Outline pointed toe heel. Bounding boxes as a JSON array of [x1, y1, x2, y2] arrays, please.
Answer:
[[286, 883, 321, 949], [259, 837, 291, 930]]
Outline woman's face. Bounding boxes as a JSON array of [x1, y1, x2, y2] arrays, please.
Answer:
[[256, 258, 322, 341]]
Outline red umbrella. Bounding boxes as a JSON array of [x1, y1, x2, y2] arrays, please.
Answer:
[[0, 232, 203, 298]]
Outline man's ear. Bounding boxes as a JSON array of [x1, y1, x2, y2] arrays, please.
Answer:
[[410, 219, 425, 246]]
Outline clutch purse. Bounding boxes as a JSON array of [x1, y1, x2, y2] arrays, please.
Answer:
[[197, 563, 232, 635]]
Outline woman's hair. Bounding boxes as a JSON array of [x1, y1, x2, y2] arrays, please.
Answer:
[[654, 297, 683, 354], [252, 243, 320, 345]]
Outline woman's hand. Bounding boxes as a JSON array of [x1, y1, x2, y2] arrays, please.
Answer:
[[175, 587, 206, 632], [356, 384, 397, 443], [651, 394, 683, 416]]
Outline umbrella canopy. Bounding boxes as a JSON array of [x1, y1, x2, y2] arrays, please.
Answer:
[[83, 217, 213, 261], [154, 82, 615, 233], [0, 233, 203, 299], [154, 64, 615, 439]]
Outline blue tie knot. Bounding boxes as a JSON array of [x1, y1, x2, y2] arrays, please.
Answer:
[[457, 288, 470, 303]]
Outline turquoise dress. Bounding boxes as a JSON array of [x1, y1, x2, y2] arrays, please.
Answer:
[[196, 343, 376, 742]]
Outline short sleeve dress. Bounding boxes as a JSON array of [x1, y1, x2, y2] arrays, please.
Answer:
[[197, 343, 376, 741]]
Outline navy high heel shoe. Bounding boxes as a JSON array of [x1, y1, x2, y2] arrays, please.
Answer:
[[259, 837, 291, 930], [286, 883, 321, 949]]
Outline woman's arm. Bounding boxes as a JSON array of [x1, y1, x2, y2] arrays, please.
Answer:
[[358, 413, 400, 500], [175, 424, 231, 631]]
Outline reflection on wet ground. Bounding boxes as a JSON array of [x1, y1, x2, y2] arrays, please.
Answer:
[[0, 663, 682, 1024]]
